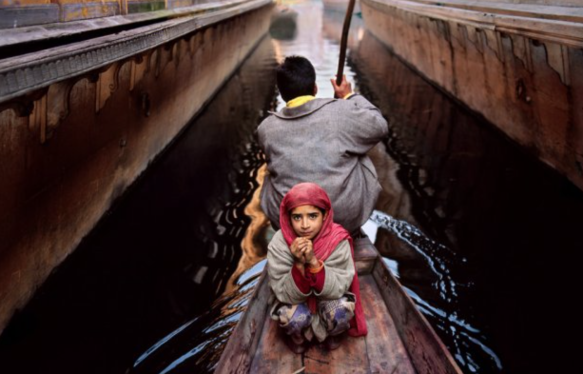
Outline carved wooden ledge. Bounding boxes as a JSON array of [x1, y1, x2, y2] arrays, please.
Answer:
[[0, 0, 271, 105], [361, 0, 583, 48]]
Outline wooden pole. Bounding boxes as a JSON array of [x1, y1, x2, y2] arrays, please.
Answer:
[[336, 0, 357, 86]]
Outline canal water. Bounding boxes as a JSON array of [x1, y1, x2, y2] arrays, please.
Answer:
[[1, 1, 582, 373]]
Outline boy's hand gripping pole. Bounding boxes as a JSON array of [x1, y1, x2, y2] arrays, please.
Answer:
[[334, 0, 357, 98]]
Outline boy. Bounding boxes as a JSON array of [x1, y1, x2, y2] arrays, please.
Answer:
[[257, 56, 388, 235]]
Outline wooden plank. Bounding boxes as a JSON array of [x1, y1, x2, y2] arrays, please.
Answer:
[[354, 236, 378, 275], [0, 4, 59, 29], [0, 1, 241, 48], [249, 317, 304, 373], [414, 0, 583, 23], [360, 274, 416, 374], [304, 334, 368, 374], [360, 0, 583, 48], [372, 261, 463, 374], [0, 0, 273, 104], [59, 2, 120, 23]]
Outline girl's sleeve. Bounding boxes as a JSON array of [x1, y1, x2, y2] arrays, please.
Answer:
[[293, 266, 325, 293], [314, 240, 355, 300], [266, 232, 311, 305]]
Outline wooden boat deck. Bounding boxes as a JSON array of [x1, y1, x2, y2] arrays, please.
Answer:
[[249, 273, 415, 373], [216, 236, 463, 374]]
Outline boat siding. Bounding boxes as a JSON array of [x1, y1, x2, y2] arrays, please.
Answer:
[[0, 0, 273, 335], [0, 0, 220, 29], [361, 0, 583, 191]]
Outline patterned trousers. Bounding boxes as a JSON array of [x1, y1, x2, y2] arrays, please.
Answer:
[[272, 294, 356, 344]]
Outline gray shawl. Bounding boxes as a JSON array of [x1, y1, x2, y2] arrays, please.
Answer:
[[257, 94, 388, 234]]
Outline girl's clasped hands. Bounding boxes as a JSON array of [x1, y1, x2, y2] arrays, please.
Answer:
[[290, 237, 318, 268]]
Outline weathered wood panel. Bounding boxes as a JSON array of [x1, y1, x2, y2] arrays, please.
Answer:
[[304, 335, 369, 374], [0, 0, 272, 103], [354, 236, 378, 275], [248, 317, 303, 373], [216, 274, 283, 374], [372, 260, 461, 374], [0, 3, 59, 28], [0, 0, 273, 335], [360, 274, 416, 374], [465, 0, 581, 6], [0, 0, 237, 27], [361, 0, 583, 191]]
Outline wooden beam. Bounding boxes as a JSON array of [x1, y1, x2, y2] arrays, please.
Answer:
[[0, 0, 272, 105], [362, 0, 583, 48]]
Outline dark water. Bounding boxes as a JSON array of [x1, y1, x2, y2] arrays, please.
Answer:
[[1, 1, 583, 373]]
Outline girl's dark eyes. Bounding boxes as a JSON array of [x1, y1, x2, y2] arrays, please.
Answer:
[[291, 214, 319, 221]]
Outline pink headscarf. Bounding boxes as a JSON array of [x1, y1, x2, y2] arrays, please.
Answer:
[[279, 183, 367, 337]]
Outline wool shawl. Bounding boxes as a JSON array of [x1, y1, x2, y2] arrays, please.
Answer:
[[279, 183, 367, 337], [257, 94, 388, 235]]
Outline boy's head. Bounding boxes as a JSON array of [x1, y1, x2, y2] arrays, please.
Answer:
[[276, 56, 317, 102]]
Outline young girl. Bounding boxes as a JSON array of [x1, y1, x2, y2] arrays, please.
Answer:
[[267, 182, 367, 353]]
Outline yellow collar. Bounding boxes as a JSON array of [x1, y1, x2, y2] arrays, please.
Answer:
[[286, 95, 315, 108]]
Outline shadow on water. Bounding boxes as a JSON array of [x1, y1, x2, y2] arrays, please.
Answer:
[[0, 36, 277, 374], [350, 30, 583, 373], [269, 6, 298, 41]]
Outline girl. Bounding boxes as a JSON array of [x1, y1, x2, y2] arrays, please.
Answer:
[[267, 182, 367, 353]]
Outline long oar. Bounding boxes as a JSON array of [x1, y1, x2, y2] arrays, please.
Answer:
[[336, 0, 357, 87]]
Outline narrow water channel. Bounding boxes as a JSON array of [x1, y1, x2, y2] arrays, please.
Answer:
[[1, 1, 582, 374]]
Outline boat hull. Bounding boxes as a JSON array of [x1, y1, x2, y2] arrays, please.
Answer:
[[0, 0, 273, 335], [360, 0, 583, 191], [215, 236, 462, 373]]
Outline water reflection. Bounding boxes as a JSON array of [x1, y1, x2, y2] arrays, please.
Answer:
[[322, 7, 364, 50], [131, 265, 265, 374]]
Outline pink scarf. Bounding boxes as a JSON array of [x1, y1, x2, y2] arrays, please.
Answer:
[[279, 183, 367, 337]]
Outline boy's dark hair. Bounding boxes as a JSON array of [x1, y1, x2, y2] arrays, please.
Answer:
[[276, 56, 316, 102]]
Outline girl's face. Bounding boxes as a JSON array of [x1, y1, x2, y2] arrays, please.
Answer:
[[290, 204, 325, 240]]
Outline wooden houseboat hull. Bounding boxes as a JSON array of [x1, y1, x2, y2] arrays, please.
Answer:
[[360, 0, 583, 192], [0, 0, 274, 335]]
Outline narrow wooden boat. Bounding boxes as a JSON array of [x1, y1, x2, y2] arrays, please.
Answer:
[[215, 235, 463, 373]]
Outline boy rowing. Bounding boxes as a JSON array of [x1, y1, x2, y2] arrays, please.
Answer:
[[257, 55, 388, 236]]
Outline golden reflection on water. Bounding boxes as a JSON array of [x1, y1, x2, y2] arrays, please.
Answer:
[[223, 164, 270, 294], [272, 39, 285, 64]]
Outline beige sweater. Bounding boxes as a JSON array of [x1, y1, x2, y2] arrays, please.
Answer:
[[266, 230, 355, 341]]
